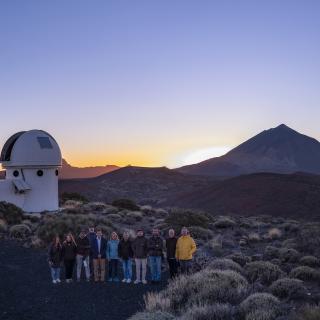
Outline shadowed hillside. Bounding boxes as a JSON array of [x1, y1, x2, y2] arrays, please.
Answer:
[[177, 124, 320, 177], [59, 165, 215, 205], [167, 172, 320, 219]]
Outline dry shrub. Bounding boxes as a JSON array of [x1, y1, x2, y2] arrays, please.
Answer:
[[297, 224, 320, 254], [178, 303, 233, 320], [282, 238, 298, 249], [128, 311, 175, 320], [149, 269, 248, 313], [207, 258, 244, 275], [264, 246, 280, 259], [9, 224, 32, 239], [188, 226, 213, 240], [279, 248, 300, 263], [144, 292, 171, 312], [245, 261, 285, 285], [299, 256, 320, 268], [0, 201, 23, 225], [126, 211, 143, 221], [289, 266, 320, 282], [227, 253, 251, 267], [240, 293, 281, 320], [248, 232, 261, 242], [291, 305, 320, 320], [213, 217, 236, 229], [267, 228, 282, 240], [269, 278, 307, 300]]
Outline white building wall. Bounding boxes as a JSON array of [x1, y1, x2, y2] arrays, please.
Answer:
[[0, 180, 25, 208]]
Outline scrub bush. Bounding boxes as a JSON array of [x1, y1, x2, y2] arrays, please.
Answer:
[[289, 266, 320, 282], [178, 303, 233, 320], [299, 256, 320, 268], [128, 311, 175, 320], [245, 261, 285, 285], [9, 224, 32, 239], [269, 278, 307, 300], [207, 258, 244, 274], [279, 248, 300, 263], [291, 305, 320, 320], [112, 199, 140, 211], [213, 217, 236, 229], [0, 201, 23, 225]]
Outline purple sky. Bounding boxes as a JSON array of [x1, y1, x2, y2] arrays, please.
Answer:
[[1, 0, 320, 168]]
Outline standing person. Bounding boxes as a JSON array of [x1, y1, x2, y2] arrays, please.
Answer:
[[88, 225, 96, 278], [62, 233, 77, 283], [148, 228, 163, 284], [92, 227, 107, 282], [107, 231, 120, 282], [176, 227, 196, 274], [76, 228, 91, 282], [166, 229, 178, 279], [132, 229, 148, 284], [48, 235, 63, 284], [118, 231, 133, 283]]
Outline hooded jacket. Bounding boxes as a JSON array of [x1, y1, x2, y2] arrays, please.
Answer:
[[175, 235, 196, 261]]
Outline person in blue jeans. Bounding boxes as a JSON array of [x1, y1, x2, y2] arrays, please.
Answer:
[[118, 231, 133, 283], [107, 232, 120, 282], [48, 235, 63, 284], [147, 228, 163, 284]]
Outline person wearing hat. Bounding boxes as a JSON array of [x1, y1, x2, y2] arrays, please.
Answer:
[[132, 229, 148, 284], [76, 228, 91, 282]]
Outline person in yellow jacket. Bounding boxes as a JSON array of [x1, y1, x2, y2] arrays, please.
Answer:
[[175, 227, 196, 273]]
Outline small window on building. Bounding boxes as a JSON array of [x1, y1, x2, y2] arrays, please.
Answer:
[[13, 170, 19, 177], [37, 170, 44, 177], [37, 137, 53, 149], [55, 169, 59, 176]]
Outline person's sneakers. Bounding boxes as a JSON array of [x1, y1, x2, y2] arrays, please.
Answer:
[[56, 279, 61, 283], [122, 279, 127, 283], [126, 279, 132, 284], [52, 280, 57, 284], [142, 280, 147, 285], [134, 280, 141, 284], [108, 278, 113, 282], [86, 278, 90, 282]]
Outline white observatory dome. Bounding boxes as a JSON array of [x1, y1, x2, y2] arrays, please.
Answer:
[[0, 130, 62, 168]]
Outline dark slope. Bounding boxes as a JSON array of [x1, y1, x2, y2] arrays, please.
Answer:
[[166, 172, 320, 219], [59, 165, 215, 205]]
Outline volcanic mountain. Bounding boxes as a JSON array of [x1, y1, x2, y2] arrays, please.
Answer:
[[177, 124, 320, 177]]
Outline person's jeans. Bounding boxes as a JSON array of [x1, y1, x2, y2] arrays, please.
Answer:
[[167, 258, 178, 279], [122, 259, 132, 280], [76, 254, 90, 280], [50, 267, 61, 281], [179, 260, 192, 274], [93, 258, 106, 282], [108, 259, 119, 280], [149, 256, 162, 281], [135, 258, 147, 282], [64, 259, 75, 280]]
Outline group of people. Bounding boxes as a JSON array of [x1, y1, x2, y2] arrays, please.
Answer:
[[48, 226, 196, 284]]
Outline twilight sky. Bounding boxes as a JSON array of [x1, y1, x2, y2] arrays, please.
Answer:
[[1, 0, 320, 168]]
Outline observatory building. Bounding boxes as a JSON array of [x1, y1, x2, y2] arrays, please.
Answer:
[[0, 130, 62, 212]]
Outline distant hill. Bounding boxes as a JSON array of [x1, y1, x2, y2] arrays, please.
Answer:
[[166, 172, 320, 219], [177, 124, 320, 177], [59, 159, 119, 179], [59, 165, 215, 205]]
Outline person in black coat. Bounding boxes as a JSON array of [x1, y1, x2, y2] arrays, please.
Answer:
[[147, 228, 163, 283], [62, 233, 77, 283], [132, 229, 148, 284], [48, 235, 63, 284], [118, 231, 133, 283], [166, 229, 178, 279], [76, 228, 91, 281], [91, 228, 108, 282]]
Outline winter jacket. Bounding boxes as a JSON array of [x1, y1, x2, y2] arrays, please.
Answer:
[[62, 241, 77, 261], [118, 239, 133, 260], [76, 236, 90, 257], [132, 236, 148, 259], [91, 236, 108, 259], [148, 236, 163, 257], [175, 235, 196, 261], [88, 232, 96, 249], [166, 237, 177, 259], [48, 243, 63, 268], [107, 240, 119, 260]]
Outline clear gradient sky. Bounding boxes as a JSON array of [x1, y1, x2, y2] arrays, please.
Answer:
[[1, 0, 320, 168]]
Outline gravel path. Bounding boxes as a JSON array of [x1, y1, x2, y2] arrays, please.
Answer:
[[0, 240, 166, 320]]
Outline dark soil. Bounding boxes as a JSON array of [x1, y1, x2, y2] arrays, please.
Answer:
[[0, 240, 167, 320]]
